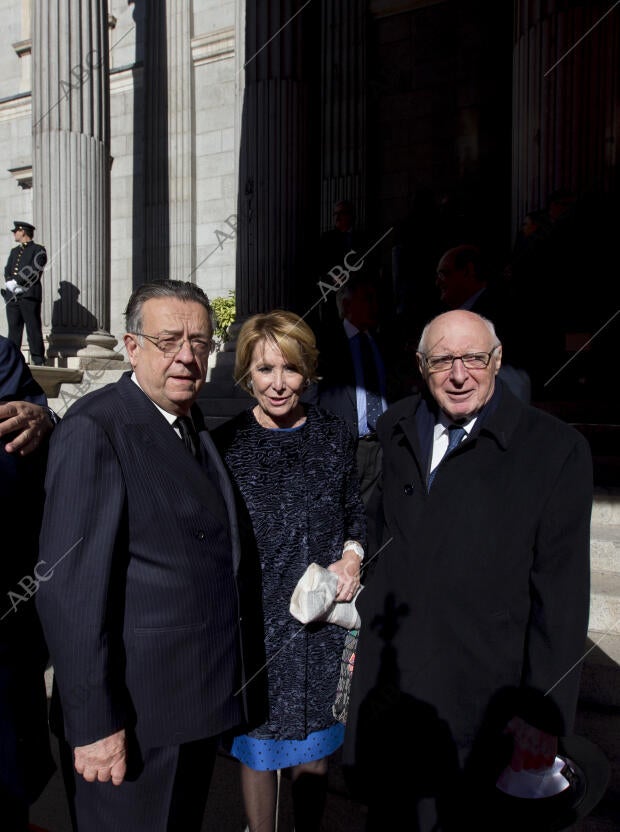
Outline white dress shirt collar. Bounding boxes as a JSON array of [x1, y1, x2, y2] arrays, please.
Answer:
[[130, 372, 181, 427], [430, 413, 477, 474]]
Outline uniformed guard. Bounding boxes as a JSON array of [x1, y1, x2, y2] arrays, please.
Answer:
[[2, 221, 48, 365]]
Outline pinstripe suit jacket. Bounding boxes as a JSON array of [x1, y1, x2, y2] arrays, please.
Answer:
[[36, 372, 265, 751]]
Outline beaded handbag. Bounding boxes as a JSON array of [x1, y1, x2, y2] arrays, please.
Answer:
[[332, 627, 359, 724]]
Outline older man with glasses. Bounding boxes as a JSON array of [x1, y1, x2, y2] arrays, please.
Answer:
[[36, 280, 265, 832], [343, 309, 592, 832]]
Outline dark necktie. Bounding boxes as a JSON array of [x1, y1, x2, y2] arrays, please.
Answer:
[[358, 332, 383, 432], [176, 416, 198, 458], [428, 424, 466, 487]]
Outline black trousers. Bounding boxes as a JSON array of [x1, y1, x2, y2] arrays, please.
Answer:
[[6, 296, 45, 364], [59, 733, 219, 832]]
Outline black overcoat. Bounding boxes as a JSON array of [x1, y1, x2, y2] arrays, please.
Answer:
[[0, 336, 55, 806], [343, 383, 592, 826]]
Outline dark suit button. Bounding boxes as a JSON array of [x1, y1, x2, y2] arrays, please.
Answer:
[[195, 530, 206, 540], [403, 484, 414, 496]]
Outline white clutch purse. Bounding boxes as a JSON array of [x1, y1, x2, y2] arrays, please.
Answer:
[[289, 562, 361, 630]]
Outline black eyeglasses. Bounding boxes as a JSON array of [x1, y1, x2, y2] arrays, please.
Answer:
[[130, 332, 213, 358], [420, 346, 499, 373]]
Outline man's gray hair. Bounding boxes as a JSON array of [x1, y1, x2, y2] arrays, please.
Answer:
[[124, 280, 214, 335]]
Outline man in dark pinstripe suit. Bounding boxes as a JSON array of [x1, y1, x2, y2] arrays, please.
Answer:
[[36, 281, 265, 832], [0, 335, 56, 830]]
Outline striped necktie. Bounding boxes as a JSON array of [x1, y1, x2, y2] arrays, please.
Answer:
[[428, 424, 466, 487]]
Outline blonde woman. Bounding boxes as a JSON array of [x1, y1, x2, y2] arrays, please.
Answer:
[[213, 310, 366, 832]]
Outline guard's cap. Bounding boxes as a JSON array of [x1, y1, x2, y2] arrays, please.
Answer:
[[11, 221, 35, 236]]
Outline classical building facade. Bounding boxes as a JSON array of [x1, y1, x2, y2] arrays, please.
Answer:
[[0, 0, 618, 383], [1, 0, 242, 360]]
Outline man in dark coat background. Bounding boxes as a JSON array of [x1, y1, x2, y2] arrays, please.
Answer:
[[343, 310, 592, 831], [0, 334, 57, 830], [311, 274, 396, 507], [2, 221, 48, 366], [435, 244, 532, 402]]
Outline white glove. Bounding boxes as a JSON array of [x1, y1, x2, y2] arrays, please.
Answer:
[[5, 279, 18, 292]]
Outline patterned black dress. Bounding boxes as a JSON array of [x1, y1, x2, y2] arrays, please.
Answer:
[[213, 405, 366, 764]]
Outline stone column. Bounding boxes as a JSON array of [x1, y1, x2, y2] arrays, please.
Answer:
[[235, 0, 319, 317], [167, 1, 194, 280], [512, 0, 620, 227], [142, 0, 194, 283], [32, 0, 121, 365], [320, 0, 367, 231]]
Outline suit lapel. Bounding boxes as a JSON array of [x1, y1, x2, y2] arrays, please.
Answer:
[[389, 398, 430, 486], [117, 375, 231, 531], [194, 410, 242, 573], [414, 398, 436, 479]]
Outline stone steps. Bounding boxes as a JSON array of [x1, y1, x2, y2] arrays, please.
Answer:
[[589, 570, 620, 633], [579, 489, 620, 823], [574, 704, 620, 806], [591, 524, 620, 573], [578, 630, 619, 814], [591, 489, 620, 525], [202, 378, 251, 398], [47, 366, 129, 417], [579, 632, 620, 710], [199, 397, 253, 421], [198, 361, 253, 428]]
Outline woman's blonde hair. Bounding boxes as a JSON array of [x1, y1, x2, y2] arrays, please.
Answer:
[[234, 310, 319, 394]]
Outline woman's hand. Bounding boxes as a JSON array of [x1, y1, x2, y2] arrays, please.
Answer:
[[328, 549, 361, 602]]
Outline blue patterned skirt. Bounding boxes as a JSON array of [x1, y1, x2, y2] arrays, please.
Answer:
[[229, 723, 345, 771]]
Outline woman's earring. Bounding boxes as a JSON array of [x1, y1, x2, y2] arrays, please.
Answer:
[[248, 379, 254, 391]]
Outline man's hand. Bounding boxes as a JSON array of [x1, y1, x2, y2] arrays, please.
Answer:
[[74, 729, 127, 785], [504, 715, 558, 771], [0, 401, 54, 455]]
